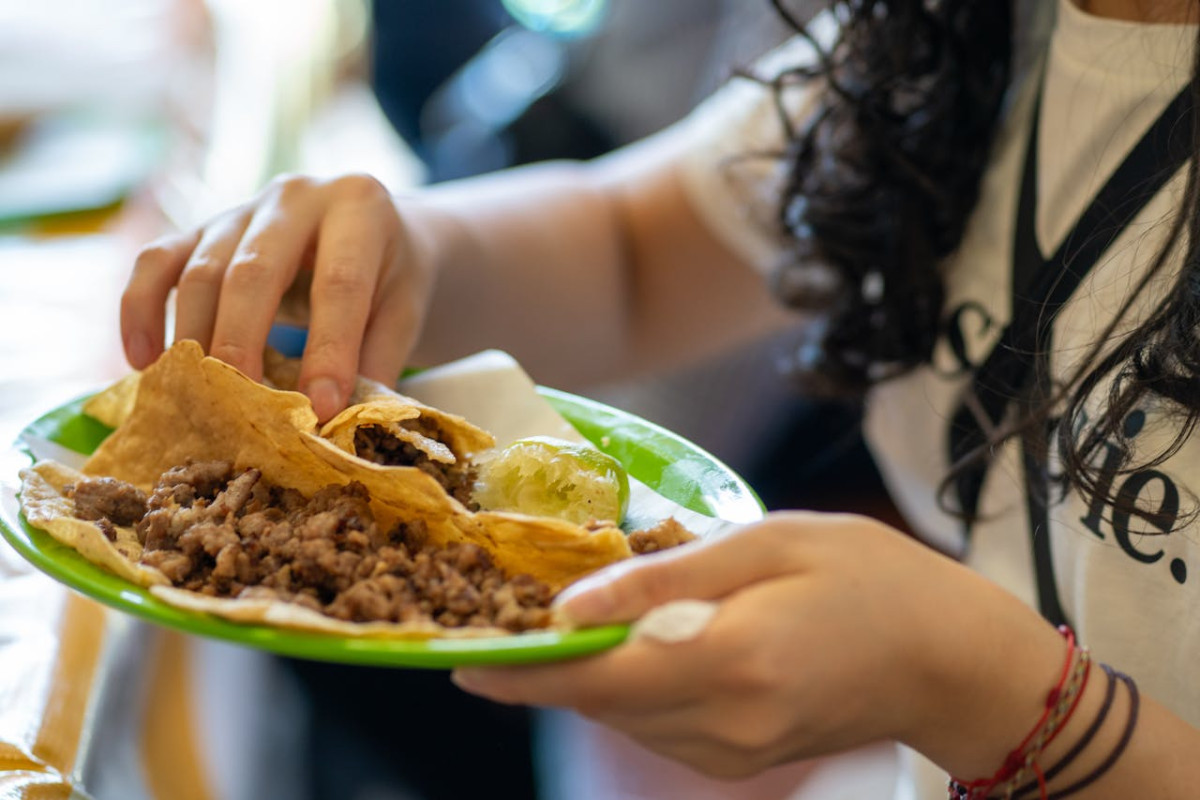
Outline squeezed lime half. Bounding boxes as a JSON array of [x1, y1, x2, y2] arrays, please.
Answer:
[[473, 435, 630, 525]]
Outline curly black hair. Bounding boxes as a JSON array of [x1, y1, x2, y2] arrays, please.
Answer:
[[769, 0, 1200, 528]]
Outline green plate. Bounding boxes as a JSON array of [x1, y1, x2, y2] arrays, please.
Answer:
[[0, 390, 762, 668]]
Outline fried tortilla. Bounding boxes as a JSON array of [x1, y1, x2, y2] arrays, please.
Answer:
[[81, 370, 140, 428], [88, 346, 495, 475]]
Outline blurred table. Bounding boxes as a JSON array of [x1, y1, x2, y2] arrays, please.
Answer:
[[0, 210, 192, 798], [0, 0, 419, 792], [0, 231, 135, 434]]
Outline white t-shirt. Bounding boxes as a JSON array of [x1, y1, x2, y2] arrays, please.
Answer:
[[677, 1, 1198, 797]]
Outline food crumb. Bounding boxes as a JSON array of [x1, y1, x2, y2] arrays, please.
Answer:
[[629, 518, 697, 555]]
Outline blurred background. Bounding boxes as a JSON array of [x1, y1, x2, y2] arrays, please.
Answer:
[[0, 1, 897, 798]]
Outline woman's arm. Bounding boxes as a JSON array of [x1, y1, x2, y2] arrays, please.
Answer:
[[413, 133, 797, 386], [451, 514, 1200, 797], [120, 129, 795, 420]]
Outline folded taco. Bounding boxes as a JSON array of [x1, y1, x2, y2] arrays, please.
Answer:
[[261, 347, 496, 493]]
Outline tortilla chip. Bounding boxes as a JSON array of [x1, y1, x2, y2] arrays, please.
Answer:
[[96, 346, 494, 466], [85, 341, 318, 480], [82, 370, 140, 428], [19, 460, 168, 587]]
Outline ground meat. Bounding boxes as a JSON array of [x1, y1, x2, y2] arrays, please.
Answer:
[[353, 425, 479, 510], [74, 460, 555, 632], [146, 461, 232, 510], [95, 518, 117, 542], [69, 477, 148, 527], [628, 518, 698, 555], [208, 468, 260, 517], [323, 542, 551, 631], [141, 550, 194, 582]]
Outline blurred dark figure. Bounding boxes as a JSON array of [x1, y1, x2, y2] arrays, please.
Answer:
[[370, 0, 509, 152], [285, 660, 540, 800], [371, 0, 616, 181]]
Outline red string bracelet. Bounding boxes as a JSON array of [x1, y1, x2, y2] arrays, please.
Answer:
[[999, 651, 1091, 799], [1010, 663, 1115, 798], [948, 626, 1083, 800], [989, 649, 1091, 799]]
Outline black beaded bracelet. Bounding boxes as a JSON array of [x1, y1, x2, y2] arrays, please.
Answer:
[[1045, 669, 1140, 799]]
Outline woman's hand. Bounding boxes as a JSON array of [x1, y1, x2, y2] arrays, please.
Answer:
[[121, 174, 436, 421], [452, 512, 1067, 780]]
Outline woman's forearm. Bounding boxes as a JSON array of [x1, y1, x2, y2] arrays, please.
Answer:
[[901, 568, 1200, 798], [409, 139, 796, 388], [407, 161, 638, 387]]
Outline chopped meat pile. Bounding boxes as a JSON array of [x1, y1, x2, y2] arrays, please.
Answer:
[[71, 461, 552, 632], [628, 518, 698, 555], [353, 424, 478, 509]]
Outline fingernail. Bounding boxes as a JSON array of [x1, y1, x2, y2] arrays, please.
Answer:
[[127, 331, 154, 368], [554, 581, 616, 625], [305, 378, 342, 422]]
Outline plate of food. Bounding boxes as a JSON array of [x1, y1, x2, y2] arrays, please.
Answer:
[[0, 344, 762, 668]]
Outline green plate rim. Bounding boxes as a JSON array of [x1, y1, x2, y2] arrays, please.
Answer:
[[1, 389, 763, 668]]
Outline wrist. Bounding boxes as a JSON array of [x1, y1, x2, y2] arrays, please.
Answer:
[[897, 566, 1069, 778]]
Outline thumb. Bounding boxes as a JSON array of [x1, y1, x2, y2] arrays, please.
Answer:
[[555, 515, 806, 626]]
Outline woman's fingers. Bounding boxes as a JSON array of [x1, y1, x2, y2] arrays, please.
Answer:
[[298, 179, 396, 419], [456, 576, 795, 714], [121, 228, 202, 368], [209, 188, 322, 382], [453, 578, 821, 778], [121, 173, 421, 421], [452, 558, 861, 778], [554, 514, 813, 625], [174, 211, 253, 352], [453, 634, 720, 715], [357, 266, 429, 389]]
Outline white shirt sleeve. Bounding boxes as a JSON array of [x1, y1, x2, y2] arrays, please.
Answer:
[[674, 21, 832, 276]]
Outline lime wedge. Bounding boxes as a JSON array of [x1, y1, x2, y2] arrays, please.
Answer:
[[474, 435, 630, 525]]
